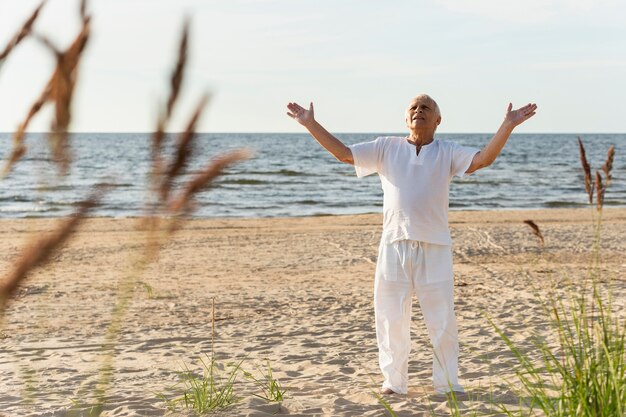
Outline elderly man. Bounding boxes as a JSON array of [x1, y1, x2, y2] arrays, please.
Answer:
[[286, 95, 537, 395]]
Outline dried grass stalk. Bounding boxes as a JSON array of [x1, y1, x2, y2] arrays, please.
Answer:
[[0, 189, 102, 313], [0, 1, 46, 64], [168, 149, 251, 215], [4, 14, 91, 176], [151, 22, 189, 188], [3, 84, 52, 177], [166, 20, 189, 120], [92, 18, 249, 408], [601, 145, 615, 186], [80, 0, 88, 21], [577, 137, 594, 204], [151, 119, 167, 186], [523, 220, 544, 246], [160, 94, 210, 200], [595, 171, 605, 211], [1, 1, 49, 176], [46, 17, 91, 173]]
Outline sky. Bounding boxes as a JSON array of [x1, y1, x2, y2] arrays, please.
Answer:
[[0, 0, 624, 133]]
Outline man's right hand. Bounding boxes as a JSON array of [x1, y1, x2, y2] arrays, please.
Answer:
[[285, 101, 354, 164], [287, 102, 315, 128]]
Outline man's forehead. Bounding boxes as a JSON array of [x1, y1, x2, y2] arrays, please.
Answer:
[[408, 95, 436, 107]]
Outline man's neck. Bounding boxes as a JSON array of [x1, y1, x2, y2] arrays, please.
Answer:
[[407, 131, 435, 147]]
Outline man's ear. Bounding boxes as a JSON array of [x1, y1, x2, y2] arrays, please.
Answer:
[[436, 116, 442, 126]]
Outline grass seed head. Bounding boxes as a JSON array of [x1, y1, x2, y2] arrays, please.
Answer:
[[3, 10, 90, 176], [577, 137, 594, 204], [0, 188, 103, 313], [151, 21, 190, 196], [601, 145, 615, 186], [167, 150, 251, 215], [0, 0, 46, 63], [151, 119, 166, 178], [3, 84, 53, 176], [47, 17, 91, 174], [166, 20, 189, 120], [595, 170, 605, 211], [80, 0, 88, 21], [523, 220, 544, 246], [160, 94, 210, 201]]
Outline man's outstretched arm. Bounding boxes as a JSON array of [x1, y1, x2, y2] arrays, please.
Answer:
[[466, 102, 537, 174], [286, 102, 354, 165]]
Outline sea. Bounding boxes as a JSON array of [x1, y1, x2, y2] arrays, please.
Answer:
[[0, 133, 624, 218]]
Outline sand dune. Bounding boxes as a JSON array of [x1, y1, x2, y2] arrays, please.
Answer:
[[1, 208, 625, 416]]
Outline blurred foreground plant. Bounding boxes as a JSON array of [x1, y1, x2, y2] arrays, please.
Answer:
[[83, 19, 249, 417], [1, 2, 249, 415], [0, 188, 104, 315], [3, 0, 91, 176], [0, 3, 105, 413], [0, 1, 46, 72]]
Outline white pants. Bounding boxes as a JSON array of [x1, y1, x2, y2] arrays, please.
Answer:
[[374, 240, 462, 394]]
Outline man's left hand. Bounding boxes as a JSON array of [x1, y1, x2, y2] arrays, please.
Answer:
[[504, 103, 538, 127]]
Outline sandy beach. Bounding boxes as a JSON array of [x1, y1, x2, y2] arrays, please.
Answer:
[[1, 208, 625, 416]]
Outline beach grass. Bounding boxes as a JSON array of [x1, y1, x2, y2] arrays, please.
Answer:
[[484, 138, 624, 417], [488, 280, 626, 417], [157, 296, 287, 413], [243, 359, 287, 404], [157, 356, 291, 414], [157, 355, 244, 414]]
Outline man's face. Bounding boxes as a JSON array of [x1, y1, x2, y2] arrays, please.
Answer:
[[405, 96, 441, 132]]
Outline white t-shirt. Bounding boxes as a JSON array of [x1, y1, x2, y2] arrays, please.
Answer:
[[349, 136, 480, 246]]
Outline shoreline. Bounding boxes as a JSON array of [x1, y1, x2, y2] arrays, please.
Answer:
[[2, 206, 625, 225]]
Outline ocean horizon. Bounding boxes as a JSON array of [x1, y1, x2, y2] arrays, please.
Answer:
[[0, 132, 624, 219]]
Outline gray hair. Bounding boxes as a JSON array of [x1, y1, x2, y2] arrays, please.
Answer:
[[413, 94, 441, 117]]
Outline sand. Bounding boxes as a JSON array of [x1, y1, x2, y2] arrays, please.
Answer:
[[1, 208, 625, 416]]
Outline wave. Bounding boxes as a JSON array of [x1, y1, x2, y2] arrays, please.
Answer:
[[0, 196, 37, 203], [543, 201, 589, 208], [95, 182, 135, 188], [296, 200, 320, 205], [276, 169, 307, 177], [219, 179, 268, 185], [228, 169, 309, 177], [455, 179, 514, 185]]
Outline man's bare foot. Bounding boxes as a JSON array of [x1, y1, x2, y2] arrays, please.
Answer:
[[381, 388, 396, 395]]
